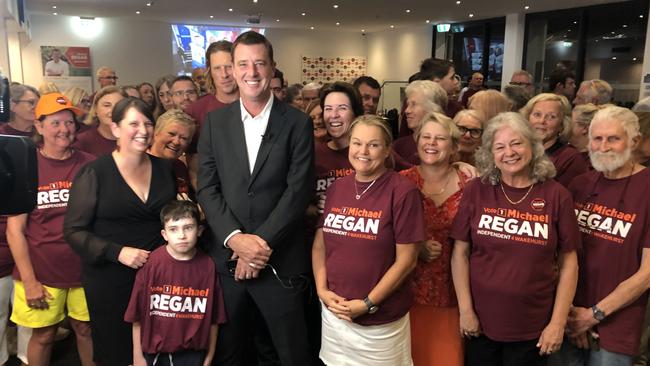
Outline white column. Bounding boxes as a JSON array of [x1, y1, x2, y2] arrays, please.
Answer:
[[639, 7, 650, 100], [501, 13, 526, 90]]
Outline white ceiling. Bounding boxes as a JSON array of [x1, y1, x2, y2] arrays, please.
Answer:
[[27, 0, 627, 32]]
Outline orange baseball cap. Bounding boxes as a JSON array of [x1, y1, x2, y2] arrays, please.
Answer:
[[35, 92, 83, 120]]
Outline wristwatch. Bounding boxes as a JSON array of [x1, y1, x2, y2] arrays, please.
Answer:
[[591, 305, 606, 321], [363, 296, 379, 314]]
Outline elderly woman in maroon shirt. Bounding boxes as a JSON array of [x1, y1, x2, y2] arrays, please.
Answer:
[[451, 112, 580, 366], [521, 93, 589, 187]]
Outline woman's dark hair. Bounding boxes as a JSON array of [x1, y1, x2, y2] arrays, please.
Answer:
[[112, 97, 155, 125], [319, 81, 364, 118]]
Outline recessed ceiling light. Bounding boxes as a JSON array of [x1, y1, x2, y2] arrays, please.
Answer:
[[469, 13, 474, 17], [146, 2, 152, 6], [640, 14, 644, 18], [612, 56, 617, 60], [52, 12, 58, 15], [52, 5, 57, 9], [336, 22, 340, 26], [301, 12, 306, 16], [425, 20, 430, 23], [405, 9, 411, 13], [228, 8, 233, 12], [253, 0, 258, 3], [210, 15, 214, 18], [573, 21, 578, 24], [390, 25, 395, 28], [633, 57, 638, 61], [310, 26, 314, 30], [276, 19, 280, 22], [623, 24, 628, 28], [333, 4, 339, 8], [361, 29, 365, 32], [524, 6, 530, 10], [135, 11, 140, 14], [456, 1, 461, 4]]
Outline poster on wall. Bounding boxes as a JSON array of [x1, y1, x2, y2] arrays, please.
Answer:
[[40, 46, 92, 93], [301, 56, 367, 85]]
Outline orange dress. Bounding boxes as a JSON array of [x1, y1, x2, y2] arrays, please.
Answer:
[[400, 167, 468, 366]]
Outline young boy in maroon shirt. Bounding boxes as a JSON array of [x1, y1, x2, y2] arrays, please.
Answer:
[[125, 201, 226, 366]]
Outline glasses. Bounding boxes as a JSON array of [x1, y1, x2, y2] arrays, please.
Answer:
[[531, 111, 560, 122], [100, 76, 119, 80], [458, 125, 483, 138], [13, 99, 37, 107], [270, 87, 283, 93], [172, 90, 197, 98], [510, 81, 532, 87]]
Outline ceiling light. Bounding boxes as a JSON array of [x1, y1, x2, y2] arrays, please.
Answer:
[[611, 56, 617, 60], [310, 26, 314, 30], [573, 21, 578, 24], [253, 0, 258, 3], [524, 6, 530, 10], [228, 8, 233, 12], [333, 4, 339, 8], [53, 12, 58, 15], [425, 20, 430, 23], [405, 9, 411, 13], [390, 25, 395, 29], [361, 29, 365, 32], [135, 11, 140, 14], [469, 13, 474, 17], [146, 2, 152, 6], [52, 5, 57, 9], [301, 12, 306, 16], [210, 15, 214, 18], [640, 14, 644, 18], [633, 57, 638, 61], [276, 19, 280, 22], [456, 1, 461, 4], [623, 24, 628, 28], [336, 22, 340, 26]]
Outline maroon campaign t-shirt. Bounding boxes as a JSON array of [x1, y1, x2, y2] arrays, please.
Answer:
[[185, 94, 229, 154], [73, 127, 116, 157], [569, 168, 650, 356], [13, 149, 95, 288], [318, 170, 426, 326], [546, 142, 589, 188], [451, 178, 581, 342], [315, 142, 353, 207], [393, 136, 419, 166], [125, 246, 227, 354], [0, 124, 34, 277]]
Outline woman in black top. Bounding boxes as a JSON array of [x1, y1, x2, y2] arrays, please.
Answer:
[[64, 98, 175, 366]]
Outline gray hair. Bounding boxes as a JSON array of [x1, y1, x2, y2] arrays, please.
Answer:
[[511, 70, 533, 83], [579, 79, 613, 105], [590, 106, 640, 145], [405, 80, 447, 114], [632, 96, 650, 112], [476, 112, 556, 185], [303, 82, 321, 92]]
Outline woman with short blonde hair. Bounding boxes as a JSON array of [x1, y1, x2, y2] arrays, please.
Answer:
[[468, 90, 511, 121]]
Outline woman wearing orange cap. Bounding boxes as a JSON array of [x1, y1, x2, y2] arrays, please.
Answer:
[[6, 93, 96, 366]]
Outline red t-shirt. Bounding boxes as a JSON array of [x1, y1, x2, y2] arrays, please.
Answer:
[[314, 142, 353, 208], [0, 124, 34, 277], [569, 168, 650, 356], [318, 170, 426, 326], [185, 94, 229, 154], [451, 178, 581, 341], [546, 142, 589, 188], [13, 149, 95, 287], [73, 127, 116, 157], [400, 167, 470, 307], [393, 136, 419, 166], [124, 246, 227, 354]]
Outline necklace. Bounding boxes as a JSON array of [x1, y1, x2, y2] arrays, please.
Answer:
[[423, 167, 453, 196], [354, 178, 377, 200], [40, 148, 72, 160], [500, 182, 534, 205]]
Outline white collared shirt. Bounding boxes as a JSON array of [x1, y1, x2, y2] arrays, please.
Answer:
[[239, 94, 274, 173]]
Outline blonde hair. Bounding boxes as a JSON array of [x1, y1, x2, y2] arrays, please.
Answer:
[[415, 112, 461, 149], [405, 80, 447, 114], [468, 90, 511, 120], [38, 82, 60, 95], [62, 87, 89, 107], [349, 115, 394, 169], [572, 103, 600, 126], [155, 109, 196, 139], [84, 86, 128, 126], [520, 93, 572, 142], [453, 109, 486, 127], [579, 79, 613, 105]]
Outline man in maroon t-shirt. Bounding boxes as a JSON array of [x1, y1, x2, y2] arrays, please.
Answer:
[[557, 106, 650, 365], [185, 40, 239, 188]]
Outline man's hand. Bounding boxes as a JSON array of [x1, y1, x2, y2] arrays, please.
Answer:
[[227, 233, 272, 268], [567, 306, 599, 335], [233, 256, 261, 281]]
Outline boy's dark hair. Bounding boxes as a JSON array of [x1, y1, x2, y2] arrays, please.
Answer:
[[232, 31, 274, 63], [548, 68, 575, 91], [419, 58, 455, 81], [160, 200, 200, 226]]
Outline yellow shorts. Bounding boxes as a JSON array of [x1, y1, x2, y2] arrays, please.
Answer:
[[11, 281, 90, 328]]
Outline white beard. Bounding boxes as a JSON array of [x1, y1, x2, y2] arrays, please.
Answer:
[[589, 148, 631, 173]]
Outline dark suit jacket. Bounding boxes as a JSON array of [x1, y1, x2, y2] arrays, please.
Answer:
[[197, 98, 314, 276]]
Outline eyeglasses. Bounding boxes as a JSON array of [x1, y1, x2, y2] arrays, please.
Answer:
[[100, 76, 119, 80], [172, 90, 197, 98], [510, 81, 532, 87], [531, 111, 560, 122], [457, 125, 483, 138], [13, 99, 37, 107], [270, 87, 283, 93]]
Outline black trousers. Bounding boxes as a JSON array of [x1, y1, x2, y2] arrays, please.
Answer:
[[145, 350, 205, 366], [466, 334, 548, 366], [213, 270, 314, 366]]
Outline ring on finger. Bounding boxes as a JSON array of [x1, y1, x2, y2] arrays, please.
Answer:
[[249, 262, 256, 268]]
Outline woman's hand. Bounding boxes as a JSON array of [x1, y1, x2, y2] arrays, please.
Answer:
[[452, 161, 479, 178], [23, 279, 53, 310], [419, 239, 442, 262], [318, 289, 350, 317], [338, 299, 368, 321], [118, 247, 150, 269], [132, 353, 147, 366], [459, 308, 481, 338], [537, 322, 565, 355]]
